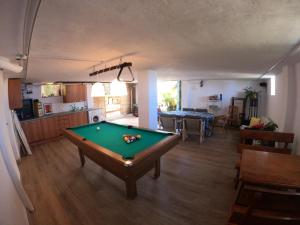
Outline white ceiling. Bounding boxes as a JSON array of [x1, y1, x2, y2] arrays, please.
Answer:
[[0, 0, 26, 76], [1, 0, 300, 81]]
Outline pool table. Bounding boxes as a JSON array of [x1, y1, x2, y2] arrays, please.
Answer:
[[63, 121, 180, 199]]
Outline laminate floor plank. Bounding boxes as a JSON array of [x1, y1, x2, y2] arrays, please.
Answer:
[[20, 128, 239, 225]]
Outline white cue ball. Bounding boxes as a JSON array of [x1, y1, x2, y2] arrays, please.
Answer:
[[96, 127, 100, 130]]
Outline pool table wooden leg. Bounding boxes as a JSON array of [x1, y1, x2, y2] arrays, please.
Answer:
[[153, 159, 161, 179], [78, 148, 85, 167], [125, 179, 137, 199]]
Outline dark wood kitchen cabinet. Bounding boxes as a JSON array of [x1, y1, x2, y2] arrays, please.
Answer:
[[57, 115, 71, 135], [69, 111, 88, 128], [21, 111, 88, 144], [8, 78, 23, 109], [63, 84, 86, 103], [21, 120, 44, 143], [41, 117, 61, 139]]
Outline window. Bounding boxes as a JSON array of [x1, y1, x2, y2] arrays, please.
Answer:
[[157, 81, 179, 111], [270, 76, 276, 96], [110, 79, 128, 96], [41, 84, 62, 97]]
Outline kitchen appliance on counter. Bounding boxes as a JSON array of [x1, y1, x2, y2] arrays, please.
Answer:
[[33, 99, 44, 117], [15, 99, 34, 120], [88, 108, 103, 123]]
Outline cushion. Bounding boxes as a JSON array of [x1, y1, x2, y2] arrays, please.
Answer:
[[249, 117, 261, 127]]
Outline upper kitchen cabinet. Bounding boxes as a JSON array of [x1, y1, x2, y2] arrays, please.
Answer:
[[8, 78, 23, 109], [63, 84, 86, 103]]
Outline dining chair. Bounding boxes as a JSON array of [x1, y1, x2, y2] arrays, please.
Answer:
[[213, 115, 228, 132], [182, 118, 205, 143], [159, 116, 177, 132], [182, 108, 194, 112]]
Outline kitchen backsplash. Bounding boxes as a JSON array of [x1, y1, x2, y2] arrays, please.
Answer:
[[23, 84, 87, 113]]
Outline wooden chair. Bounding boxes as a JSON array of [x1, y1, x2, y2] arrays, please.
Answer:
[[228, 105, 240, 126], [195, 108, 208, 113], [228, 184, 300, 225], [213, 114, 229, 132], [182, 108, 194, 112], [235, 130, 294, 188], [159, 116, 177, 133], [182, 118, 205, 143]]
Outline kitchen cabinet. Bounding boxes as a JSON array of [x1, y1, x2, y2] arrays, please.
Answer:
[[8, 78, 23, 109], [78, 111, 88, 124], [57, 115, 70, 135], [21, 120, 44, 143], [69, 111, 88, 128], [41, 117, 60, 139], [21, 111, 88, 144], [63, 84, 86, 103]]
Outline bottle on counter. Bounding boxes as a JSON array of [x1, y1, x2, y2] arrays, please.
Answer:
[[33, 99, 44, 117]]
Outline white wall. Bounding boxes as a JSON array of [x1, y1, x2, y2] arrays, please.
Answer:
[[0, 71, 29, 225], [265, 62, 300, 154], [137, 71, 158, 129], [181, 79, 266, 116], [292, 63, 300, 154], [3, 78, 21, 160], [265, 66, 294, 131], [23, 84, 86, 113], [0, 153, 29, 225]]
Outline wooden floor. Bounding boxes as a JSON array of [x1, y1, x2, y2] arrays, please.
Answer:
[[20, 128, 239, 225]]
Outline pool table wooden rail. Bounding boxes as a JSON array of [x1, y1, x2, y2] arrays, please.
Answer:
[[63, 127, 180, 199]]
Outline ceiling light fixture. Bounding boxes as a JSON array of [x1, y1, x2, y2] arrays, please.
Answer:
[[91, 82, 105, 97], [89, 62, 134, 82], [110, 79, 128, 96]]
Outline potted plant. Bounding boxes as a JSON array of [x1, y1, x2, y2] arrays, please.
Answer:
[[243, 87, 258, 100], [263, 121, 278, 131]]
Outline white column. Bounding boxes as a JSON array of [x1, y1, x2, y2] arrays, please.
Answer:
[[137, 70, 158, 129]]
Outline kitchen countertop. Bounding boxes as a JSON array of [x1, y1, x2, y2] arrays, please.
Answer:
[[20, 107, 102, 122]]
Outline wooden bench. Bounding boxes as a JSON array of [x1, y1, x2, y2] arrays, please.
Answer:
[[235, 130, 294, 188], [239, 129, 294, 148], [228, 184, 300, 225], [229, 150, 300, 224]]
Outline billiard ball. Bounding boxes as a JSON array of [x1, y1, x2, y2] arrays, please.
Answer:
[[96, 127, 100, 131]]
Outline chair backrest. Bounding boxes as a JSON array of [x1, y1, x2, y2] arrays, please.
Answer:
[[240, 129, 294, 148], [159, 116, 176, 132], [229, 105, 239, 117], [229, 185, 300, 225], [183, 118, 203, 133], [195, 108, 208, 113], [182, 108, 194, 112]]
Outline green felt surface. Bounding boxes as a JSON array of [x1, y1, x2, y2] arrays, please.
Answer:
[[69, 122, 170, 159]]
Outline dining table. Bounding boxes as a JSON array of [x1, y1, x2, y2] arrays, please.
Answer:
[[158, 110, 215, 136]]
